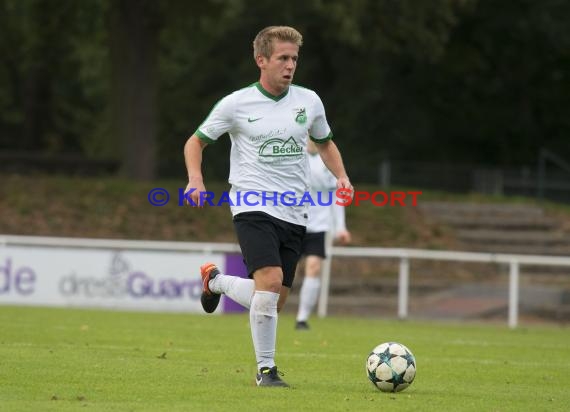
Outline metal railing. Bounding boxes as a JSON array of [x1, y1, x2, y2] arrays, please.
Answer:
[[319, 246, 570, 328], [2, 235, 570, 328], [0, 234, 241, 253]]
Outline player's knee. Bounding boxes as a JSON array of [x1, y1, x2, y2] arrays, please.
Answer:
[[263, 275, 282, 293], [267, 281, 282, 293], [254, 266, 283, 293], [305, 256, 322, 277]]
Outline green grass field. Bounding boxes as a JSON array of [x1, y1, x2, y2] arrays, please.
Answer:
[[0, 306, 568, 412]]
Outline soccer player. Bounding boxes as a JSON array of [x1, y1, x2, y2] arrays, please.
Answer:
[[295, 141, 351, 331], [183, 26, 352, 387]]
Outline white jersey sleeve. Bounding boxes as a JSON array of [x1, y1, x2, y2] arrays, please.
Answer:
[[195, 94, 236, 142], [308, 94, 332, 142]]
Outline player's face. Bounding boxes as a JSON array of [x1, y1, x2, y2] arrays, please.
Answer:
[[258, 40, 299, 95]]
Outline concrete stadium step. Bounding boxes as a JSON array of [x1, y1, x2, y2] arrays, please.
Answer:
[[467, 243, 570, 256], [419, 202, 545, 218], [308, 277, 449, 295], [456, 229, 570, 245], [283, 293, 398, 317], [286, 286, 570, 321], [412, 284, 567, 320], [419, 201, 570, 256], [426, 215, 557, 230]]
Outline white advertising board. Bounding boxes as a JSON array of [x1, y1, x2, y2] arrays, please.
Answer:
[[0, 245, 226, 313]]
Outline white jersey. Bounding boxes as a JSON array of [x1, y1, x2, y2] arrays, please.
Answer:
[[196, 82, 332, 226], [306, 153, 347, 234]]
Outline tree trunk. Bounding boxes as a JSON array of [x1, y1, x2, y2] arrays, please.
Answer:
[[108, 0, 160, 181]]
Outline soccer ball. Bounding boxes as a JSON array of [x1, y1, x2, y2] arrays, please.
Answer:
[[366, 342, 416, 393]]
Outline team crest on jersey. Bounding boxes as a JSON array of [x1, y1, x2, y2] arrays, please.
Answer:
[[294, 108, 307, 124], [259, 136, 303, 158]]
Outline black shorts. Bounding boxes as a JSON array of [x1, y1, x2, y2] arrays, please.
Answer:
[[233, 212, 306, 288], [301, 232, 326, 258]]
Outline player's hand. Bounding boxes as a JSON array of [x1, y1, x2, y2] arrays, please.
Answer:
[[336, 177, 354, 205], [184, 177, 206, 207], [334, 230, 352, 245]]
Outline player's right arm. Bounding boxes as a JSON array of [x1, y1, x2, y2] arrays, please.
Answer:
[[184, 135, 208, 207], [183, 94, 235, 207]]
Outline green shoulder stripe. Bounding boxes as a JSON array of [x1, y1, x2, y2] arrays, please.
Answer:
[[310, 132, 333, 143], [195, 129, 216, 144]]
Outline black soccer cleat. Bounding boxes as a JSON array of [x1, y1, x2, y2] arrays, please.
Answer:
[[200, 263, 221, 313], [255, 366, 289, 387], [295, 321, 310, 330]]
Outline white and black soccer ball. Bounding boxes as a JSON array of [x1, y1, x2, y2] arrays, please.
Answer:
[[366, 342, 416, 393]]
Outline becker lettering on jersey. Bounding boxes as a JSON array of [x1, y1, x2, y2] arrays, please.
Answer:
[[259, 136, 303, 158]]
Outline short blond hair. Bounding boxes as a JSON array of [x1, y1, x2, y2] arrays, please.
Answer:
[[253, 26, 303, 60]]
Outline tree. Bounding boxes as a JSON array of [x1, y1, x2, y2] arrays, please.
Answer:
[[107, 0, 161, 181], [2, 0, 569, 183]]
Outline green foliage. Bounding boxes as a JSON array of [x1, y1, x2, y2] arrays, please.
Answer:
[[0, 0, 110, 156], [0, 306, 569, 411], [1, 0, 569, 179]]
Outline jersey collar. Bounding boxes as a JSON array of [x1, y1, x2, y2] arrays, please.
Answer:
[[254, 82, 289, 102]]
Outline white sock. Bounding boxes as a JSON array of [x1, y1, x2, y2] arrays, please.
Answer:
[[250, 291, 279, 370], [296, 277, 321, 322], [209, 274, 254, 309]]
